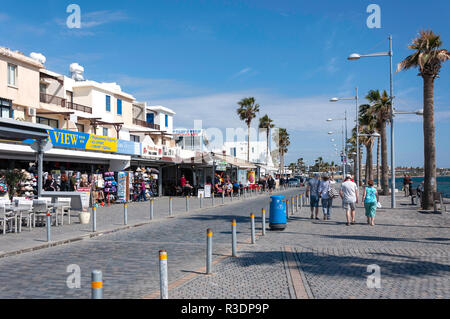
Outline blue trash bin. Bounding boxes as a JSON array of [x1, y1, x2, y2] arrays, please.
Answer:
[[269, 195, 287, 231]]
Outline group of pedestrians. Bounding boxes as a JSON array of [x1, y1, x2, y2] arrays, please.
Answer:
[[306, 173, 380, 226]]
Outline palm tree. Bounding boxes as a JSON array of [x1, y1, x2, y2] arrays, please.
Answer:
[[397, 29, 449, 210], [297, 158, 305, 172], [259, 114, 275, 165], [237, 97, 260, 162], [359, 103, 378, 184], [276, 128, 290, 175], [365, 89, 391, 195]]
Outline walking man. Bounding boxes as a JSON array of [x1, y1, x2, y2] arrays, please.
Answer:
[[306, 173, 321, 220], [340, 174, 359, 226], [319, 175, 332, 220]]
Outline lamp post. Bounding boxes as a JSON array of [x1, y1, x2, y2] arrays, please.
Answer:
[[330, 88, 359, 187], [347, 35, 395, 207], [328, 128, 346, 177], [327, 110, 348, 177]]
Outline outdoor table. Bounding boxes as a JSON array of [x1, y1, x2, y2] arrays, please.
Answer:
[[4, 205, 19, 233]]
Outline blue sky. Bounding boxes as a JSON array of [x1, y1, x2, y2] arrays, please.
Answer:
[[1, 0, 449, 167]]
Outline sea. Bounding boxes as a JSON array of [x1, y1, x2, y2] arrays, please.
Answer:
[[391, 176, 450, 198]]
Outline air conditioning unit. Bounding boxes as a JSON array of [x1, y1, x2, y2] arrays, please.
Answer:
[[28, 108, 36, 117]]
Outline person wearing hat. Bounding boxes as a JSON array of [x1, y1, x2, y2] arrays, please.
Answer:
[[306, 173, 321, 220], [340, 174, 359, 226]]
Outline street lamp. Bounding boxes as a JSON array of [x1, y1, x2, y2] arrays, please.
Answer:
[[328, 128, 346, 177], [330, 88, 359, 187], [327, 111, 348, 177], [348, 35, 396, 208]]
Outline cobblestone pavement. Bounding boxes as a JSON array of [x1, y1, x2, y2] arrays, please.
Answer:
[[0, 188, 299, 299], [0, 187, 448, 299], [169, 193, 450, 299], [0, 189, 270, 256]]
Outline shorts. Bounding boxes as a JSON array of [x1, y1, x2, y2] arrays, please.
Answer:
[[310, 195, 320, 208], [343, 201, 356, 211]]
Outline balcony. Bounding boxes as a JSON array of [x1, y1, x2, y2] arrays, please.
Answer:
[[133, 118, 160, 130], [40, 93, 92, 114], [40, 93, 66, 108], [66, 101, 92, 114]]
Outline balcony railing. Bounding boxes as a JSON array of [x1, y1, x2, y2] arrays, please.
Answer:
[[133, 118, 160, 130], [40, 93, 66, 108], [40, 93, 92, 114], [66, 101, 92, 114]]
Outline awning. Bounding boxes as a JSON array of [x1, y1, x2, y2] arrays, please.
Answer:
[[0, 117, 50, 142]]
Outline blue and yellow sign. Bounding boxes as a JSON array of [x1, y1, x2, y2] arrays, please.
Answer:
[[46, 129, 117, 153]]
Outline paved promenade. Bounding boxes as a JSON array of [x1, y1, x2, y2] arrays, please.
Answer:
[[0, 186, 448, 299]]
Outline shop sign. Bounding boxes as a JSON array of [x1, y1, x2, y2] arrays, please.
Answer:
[[45, 129, 117, 153], [173, 129, 202, 137], [77, 187, 91, 210], [116, 171, 127, 203], [247, 171, 256, 184], [238, 169, 247, 184], [117, 140, 141, 156]]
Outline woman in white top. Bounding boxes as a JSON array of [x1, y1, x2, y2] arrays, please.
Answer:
[[319, 175, 332, 220]]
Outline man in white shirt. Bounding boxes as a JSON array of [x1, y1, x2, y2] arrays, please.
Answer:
[[340, 174, 359, 226]]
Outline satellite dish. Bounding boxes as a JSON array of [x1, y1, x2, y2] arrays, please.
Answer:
[[30, 140, 53, 152]]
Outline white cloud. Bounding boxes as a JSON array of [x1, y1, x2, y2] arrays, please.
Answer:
[[231, 67, 252, 79], [81, 10, 129, 28]]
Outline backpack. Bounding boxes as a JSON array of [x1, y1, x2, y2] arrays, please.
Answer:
[[328, 186, 339, 199]]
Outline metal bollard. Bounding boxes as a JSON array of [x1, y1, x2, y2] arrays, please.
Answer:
[[46, 212, 51, 242], [91, 270, 103, 299], [230, 192, 233, 202], [222, 192, 225, 205], [231, 219, 237, 257], [150, 199, 154, 220], [250, 213, 255, 244], [211, 194, 215, 207], [159, 250, 168, 299], [200, 194, 203, 208], [92, 206, 97, 232], [238, 189, 241, 199], [186, 196, 190, 212], [291, 198, 295, 215], [206, 229, 213, 274], [285, 200, 289, 220], [124, 203, 128, 225], [169, 197, 173, 217], [261, 208, 266, 236], [300, 194, 303, 211]]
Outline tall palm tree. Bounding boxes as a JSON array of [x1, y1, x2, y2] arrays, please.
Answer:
[[359, 103, 378, 184], [276, 128, 290, 175], [258, 114, 275, 165], [366, 89, 391, 195], [297, 158, 305, 172], [237, 97, 260, 162], [397, 29, 449, 210]]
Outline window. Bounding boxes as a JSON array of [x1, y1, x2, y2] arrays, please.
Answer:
[[117, 99, 122, 115], [0, 98, 12, 119], [230, 148, 237, 157], [76, 123, 84, 133], [8, 64, 17, 86], [37, 116, 58, 129], [103, 128, 108, 137], [165, 114, 168, 127], [106, 95, 111, 112], [252, 147, 255, 153], [40, 83, 47, 94], [146, 113, 154, 124], [130, 135, 140, 143]]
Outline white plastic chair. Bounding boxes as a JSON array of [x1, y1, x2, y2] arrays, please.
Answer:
[[57, 198, 72, 225], [16, 200, 33, 232], [0, 203, 17, 234]]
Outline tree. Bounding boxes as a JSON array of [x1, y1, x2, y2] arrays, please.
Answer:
[[237, 97, 260, 162], [297, 158, 305, 173], [365, 89, 391, 194], [276, 128, 290, 175], [397, 29, 449, 210], [359, 103, 378, 184], [258, 114, 275, 165]]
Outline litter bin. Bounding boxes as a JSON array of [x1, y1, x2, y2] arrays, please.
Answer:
[[269, 195, 287, 231]]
